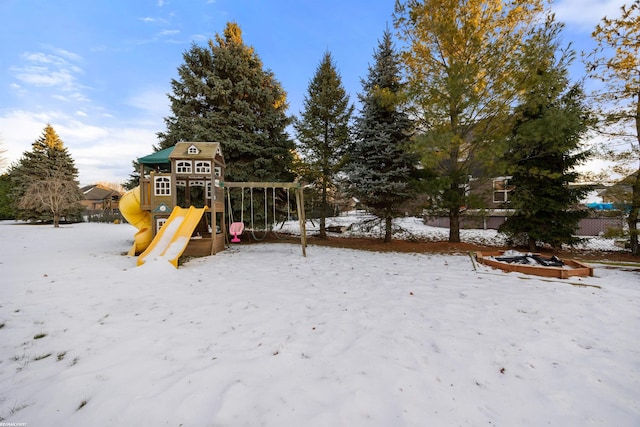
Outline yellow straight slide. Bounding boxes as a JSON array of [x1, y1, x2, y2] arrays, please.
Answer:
[[137, 206, 208, 268]]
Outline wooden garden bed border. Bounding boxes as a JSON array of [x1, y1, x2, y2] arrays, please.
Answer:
[[475, 251, 594, 279]]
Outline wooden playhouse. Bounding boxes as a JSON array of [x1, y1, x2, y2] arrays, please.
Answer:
[[136, 141, 227, 257]]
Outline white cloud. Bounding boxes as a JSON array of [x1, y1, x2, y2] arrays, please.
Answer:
[[159, 29, 180, 36], [52, 91, 90, 103], [50, 47, 83, 63], [138, 16, 169, 25], [14, 66, 74, 87], [125, 88, 171, 119], [0, 110, 158, 185], [0, 111, 52, 170], [190, 33, 209, 42], [10, 49, 87, 101], [552, 0, 627, 29]]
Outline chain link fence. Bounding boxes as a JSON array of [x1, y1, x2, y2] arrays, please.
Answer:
[[420, 213, 634, 253]]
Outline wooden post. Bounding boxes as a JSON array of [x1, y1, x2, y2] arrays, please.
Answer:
[[211, 203, 217, 256], [297, 187, 307, 255], [295, 187, 306, 257], [223, 186, 230, 246]]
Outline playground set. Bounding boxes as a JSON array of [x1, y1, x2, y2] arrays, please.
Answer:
[[120, 141, 307, 267]]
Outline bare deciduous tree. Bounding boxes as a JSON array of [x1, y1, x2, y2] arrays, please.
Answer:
[[586, 1, 640, 255], [18, 170, 82, 228]]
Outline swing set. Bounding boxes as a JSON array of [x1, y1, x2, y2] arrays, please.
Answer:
[[222, 181, 308, 256]]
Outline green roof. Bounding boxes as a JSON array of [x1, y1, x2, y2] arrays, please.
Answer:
[[138, 146, 174, 165]]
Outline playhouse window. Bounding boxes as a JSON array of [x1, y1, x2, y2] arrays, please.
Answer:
[[214, 166, 222, 177], [206, 181, 212, 199], [188, 145, 199, 154], [156, 217, 167, 231], [154, 176, 171, 196], [493, 177, 513, 203], [176, 161, 192, 174], [195, 161, 211, 174]]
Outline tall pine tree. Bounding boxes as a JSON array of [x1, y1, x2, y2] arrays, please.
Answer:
[[0, 174, 13, 219], [10, 124, 83, 227], [294, 51, 353, 239], [157, 22, 294, 183], [499, 18, 593, 251], [344, 29, 417, 243]]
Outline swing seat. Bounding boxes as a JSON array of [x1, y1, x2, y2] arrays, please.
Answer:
[[229, 222, 245, 243]]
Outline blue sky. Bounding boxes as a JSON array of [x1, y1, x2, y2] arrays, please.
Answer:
[[0, 0, 629, 185]]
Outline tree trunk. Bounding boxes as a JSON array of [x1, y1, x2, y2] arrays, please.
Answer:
[[631, 91, 640, 256], [53, 212, 60, 228], [319, 177, 327, 239], [449, 209, 461, 243], [447, 173, 463, 243], [384, 215, 392, 243], [628, 164, 640, 256], [528, 236, 537, 252]]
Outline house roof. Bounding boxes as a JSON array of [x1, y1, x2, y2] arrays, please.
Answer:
[[81, 185, 121, 201]]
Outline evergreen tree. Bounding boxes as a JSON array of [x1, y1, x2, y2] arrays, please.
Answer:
[[294, 51, 353, 239], [123, 160, 140, 191], [343, 30, 417, 243], [9, 124, 84, 226], [0, 174, 14, 219], [499, 18, 593, 251], [0, 132, 10, 219], [156, 22, 294, 183]]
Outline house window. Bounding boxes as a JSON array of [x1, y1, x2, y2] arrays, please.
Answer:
[[206, 181, 212, 200], [195, 161, 211, 174], [459, 182, 471, 198], [176, 161, 192, 174], [214, 166, 222, 178], [493, 177, 513, 203], [188, 145, 199, 154], [154, 176, 171, 196]]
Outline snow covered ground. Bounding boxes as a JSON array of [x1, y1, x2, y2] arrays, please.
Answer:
[[1, 220, 638, 426], [284, 213, 627, 252]]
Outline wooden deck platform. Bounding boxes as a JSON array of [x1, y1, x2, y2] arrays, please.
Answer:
[[182, 233, 225, 257]]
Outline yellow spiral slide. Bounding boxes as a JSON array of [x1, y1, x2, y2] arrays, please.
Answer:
[[119, 186, 153, 256]]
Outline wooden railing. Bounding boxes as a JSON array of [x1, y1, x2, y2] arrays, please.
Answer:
[[140, 178, 151, 210]]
